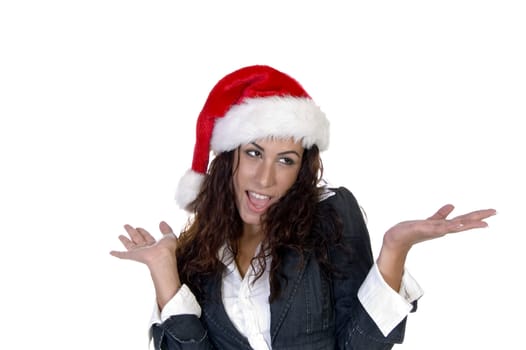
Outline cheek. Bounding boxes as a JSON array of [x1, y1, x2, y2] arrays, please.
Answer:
[[233, 166, 251, 201], [278, 170, 300, 193], [235, 159, 256, 185], [232, 172, 242, 199]]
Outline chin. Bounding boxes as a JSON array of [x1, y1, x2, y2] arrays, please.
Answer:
[[237, 206, 264, 226], [240, 213, 262, 226]]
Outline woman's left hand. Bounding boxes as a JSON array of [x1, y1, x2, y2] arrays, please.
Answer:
[[383, 204, 497, 253], [377, 205, 496, 291]]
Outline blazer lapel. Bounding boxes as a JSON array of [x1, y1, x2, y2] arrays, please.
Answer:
[[201, 273, 252, 348], [270, 250, 311, 341]]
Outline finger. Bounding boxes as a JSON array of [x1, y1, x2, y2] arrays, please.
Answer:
[[117, 234, 136, 250], [448, 220, 489, 233], [452, 208, 497, 222], [124, 224, 147, 245], [109, 250, 129, 259], [428, 204, 455, 220], [159, 221, 174, 235], [448, 209, 496, 232], [137, 227, 156, 245]]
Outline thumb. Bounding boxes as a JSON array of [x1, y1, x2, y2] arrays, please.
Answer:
[[159, 221, 174, 235], [427, 204, 455, 220]]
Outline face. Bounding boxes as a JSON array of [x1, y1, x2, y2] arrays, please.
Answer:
[[233, 138, 304, 230]]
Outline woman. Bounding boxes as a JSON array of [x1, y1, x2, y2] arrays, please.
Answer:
[[110, 65, 495, 349]]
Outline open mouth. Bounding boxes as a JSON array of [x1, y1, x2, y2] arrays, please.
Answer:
[[246, 191, 271, 212]]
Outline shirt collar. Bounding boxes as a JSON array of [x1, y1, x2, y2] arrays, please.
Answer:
[[218, 243, 270, 277]]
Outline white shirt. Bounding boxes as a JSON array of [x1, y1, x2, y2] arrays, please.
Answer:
[[219, 245, 271, 350]]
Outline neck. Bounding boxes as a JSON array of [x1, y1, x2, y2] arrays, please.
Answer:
[[236, 224, 264, 278]]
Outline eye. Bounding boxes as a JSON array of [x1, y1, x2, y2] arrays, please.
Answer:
[[278, 157, 295, 165], [245, 149, 262, 158]]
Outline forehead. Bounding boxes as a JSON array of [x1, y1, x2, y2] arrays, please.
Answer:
[[246, 137, 304, 151]]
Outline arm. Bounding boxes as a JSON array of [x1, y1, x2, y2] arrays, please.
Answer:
[[377, 204, 496, 292], [327, 188, 407, 350], [110, 222, 181, 309], [111, 222, 215, 350], [365, 204, 496, 341]]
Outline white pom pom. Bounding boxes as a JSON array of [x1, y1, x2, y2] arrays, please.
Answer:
[[175, 169, 205, 211]]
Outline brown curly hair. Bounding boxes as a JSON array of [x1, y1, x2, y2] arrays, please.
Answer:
[[176, 144, 342, 301]]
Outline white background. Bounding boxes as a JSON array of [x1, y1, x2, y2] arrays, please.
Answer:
[[1, 1, 524, 349]]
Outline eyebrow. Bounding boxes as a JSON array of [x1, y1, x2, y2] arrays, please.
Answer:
[[250, 142, 302, 158]]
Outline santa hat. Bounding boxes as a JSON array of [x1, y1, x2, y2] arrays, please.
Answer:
[[175, 65, 330, 210]]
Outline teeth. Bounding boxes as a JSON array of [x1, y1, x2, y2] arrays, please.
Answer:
[[249, 191, 269, 200]]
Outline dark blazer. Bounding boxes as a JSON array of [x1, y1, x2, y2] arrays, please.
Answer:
[[151, 187, 411, 349]]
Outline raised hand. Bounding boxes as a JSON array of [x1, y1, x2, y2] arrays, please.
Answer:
[[110, 221, 178, 267], [110, 221, 182, 308], [377, 205, 496, 291], [383, 205, 496, 252]]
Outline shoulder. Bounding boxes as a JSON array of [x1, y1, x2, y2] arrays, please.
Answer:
[[319, 186, 361, 212], [317, 186, 369, 239]]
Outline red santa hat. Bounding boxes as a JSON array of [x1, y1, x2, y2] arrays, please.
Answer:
[[175, 65, 330, 210]]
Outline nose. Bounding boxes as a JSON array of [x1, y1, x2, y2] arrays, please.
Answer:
[[256, 159, 276, 188]]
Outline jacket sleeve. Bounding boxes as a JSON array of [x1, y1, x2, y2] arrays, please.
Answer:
[[150, 314, 216, 350], [326, 187, 410, 350]]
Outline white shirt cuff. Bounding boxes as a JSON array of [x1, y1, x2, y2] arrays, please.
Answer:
[[358, 264, 424, 336], [149, 284, 202, 326]]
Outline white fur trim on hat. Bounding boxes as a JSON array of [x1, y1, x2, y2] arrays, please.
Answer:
[[210, 96, 330, 153], [175, 169, 205, 210]]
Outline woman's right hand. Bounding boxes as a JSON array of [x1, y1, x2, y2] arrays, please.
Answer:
[[110, 221, 177, 267], [110, 221, 182, 309]]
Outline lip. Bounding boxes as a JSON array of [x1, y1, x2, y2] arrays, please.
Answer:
[[246, 191, 272, 213]]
